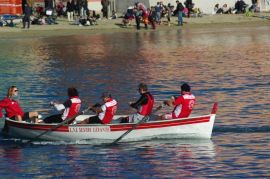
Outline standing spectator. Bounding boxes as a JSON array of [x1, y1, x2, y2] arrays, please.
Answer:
[[22, 3, 32, 29], [66, 0, 75, 21], [101, 0, 110, 19], [167, 3, 172, 26], [56, 0, 65, 16], [148, 6, 156, 29], [176, 0, 184, 26], [79, 0, 87, 19], [184, 0, 193, 18], [83, 0, 89, 18], [45, 0, 53, 10], [74, 0, 80, 16], [250, 0, 259, 12], [134, 7, 142, 30], [142, 8, 149, 29], [155, 2, 161, 24]]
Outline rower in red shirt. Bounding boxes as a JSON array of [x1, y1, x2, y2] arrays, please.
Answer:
[[43, 87, 81, 123], [120, 83, 154, 123], [0, 85, 39, 123], [79, 92, 118, 124], [161, 83, 196, 120]]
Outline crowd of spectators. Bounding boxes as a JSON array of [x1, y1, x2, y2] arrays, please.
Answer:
[[213, 0, 260, 15], [0, 0, 263, 29], [122, 0, 202, 30], [28, 0, 101, 26]]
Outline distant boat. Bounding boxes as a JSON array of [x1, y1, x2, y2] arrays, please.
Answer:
[[4, 103, 218, 142]]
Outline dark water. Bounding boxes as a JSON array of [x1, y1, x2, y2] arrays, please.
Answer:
[[0, 26, 270, 178]]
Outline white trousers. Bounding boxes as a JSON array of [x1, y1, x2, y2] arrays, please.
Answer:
[[67, 11, 74, 21], [128, 113, 145, 123]]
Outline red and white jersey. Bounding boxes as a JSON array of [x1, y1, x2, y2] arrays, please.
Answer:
[[0, 97, 24, 118], [54, 96, 81, 120], [98, 98, 117, 124], [138, 93, 154, 116], [172, 92, 195, 119]]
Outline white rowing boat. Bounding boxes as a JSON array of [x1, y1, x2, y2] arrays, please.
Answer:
[[4, 103, 218, 142]]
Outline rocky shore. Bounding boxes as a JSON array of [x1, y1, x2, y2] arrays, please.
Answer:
[[1, 13, 270, 38]]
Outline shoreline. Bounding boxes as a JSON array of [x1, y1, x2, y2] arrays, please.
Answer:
[[1, 14, 270, 38]]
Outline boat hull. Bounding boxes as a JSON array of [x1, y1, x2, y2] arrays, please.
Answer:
[[5, 113, 216, 141]]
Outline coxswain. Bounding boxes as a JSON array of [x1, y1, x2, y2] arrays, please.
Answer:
[[0, 86, 39, 123]]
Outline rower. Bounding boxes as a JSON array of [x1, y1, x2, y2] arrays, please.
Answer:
[[121, 83, 154, 123], [43, 87, 81, 123], [79, 92, 118, 124], [161, 83, 196, 120]]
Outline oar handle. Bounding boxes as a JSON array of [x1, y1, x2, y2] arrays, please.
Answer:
[[81, 107, 91, 114], [34, 109, 52, 113]]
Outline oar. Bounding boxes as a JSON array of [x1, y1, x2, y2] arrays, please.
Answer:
[[23, 107, 91, 145], [110, 105, 163, 145], [34, 109, 52, 113]]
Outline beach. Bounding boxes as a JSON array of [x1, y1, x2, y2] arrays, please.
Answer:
[[1, 13, 270, 38]]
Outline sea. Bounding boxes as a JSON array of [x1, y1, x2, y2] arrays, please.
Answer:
[[0, 25, 269, 178]]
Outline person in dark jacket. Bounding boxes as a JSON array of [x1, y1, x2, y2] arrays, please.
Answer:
[[235, 0, 247, 13], [176, 0, 184, 26], [121, 83, 154, 123], [66, 0, 75, 21], [23, 3, 32, 29], [101, 0, 110, 19], [73, 0, 80, 16], [148, 6, 156, 29], [184, 0, 193, 18], [134, 7, 142, 30]]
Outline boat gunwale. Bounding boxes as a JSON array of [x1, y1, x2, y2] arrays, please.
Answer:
[[5, 114, 214, 131]]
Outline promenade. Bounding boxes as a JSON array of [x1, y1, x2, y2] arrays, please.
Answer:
[[1, 13, 270, 38]]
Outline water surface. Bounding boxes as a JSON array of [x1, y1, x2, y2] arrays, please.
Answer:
[[0, 26, 270, 178]]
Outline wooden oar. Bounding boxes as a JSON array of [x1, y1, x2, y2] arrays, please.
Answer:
[[34, 109, 52, 113], [110, 105, 163, 145], [23, 107, 91, 146]]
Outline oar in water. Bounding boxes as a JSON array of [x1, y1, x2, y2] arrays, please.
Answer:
[[23, 107, 91, 145], [111, 105, 163, 145]]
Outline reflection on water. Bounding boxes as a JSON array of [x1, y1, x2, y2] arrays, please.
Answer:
[[0, 139, 215, 178], [212, 133, 270, 177], [0, 25, 270, 177]]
